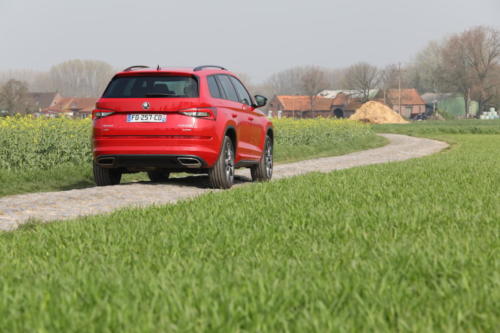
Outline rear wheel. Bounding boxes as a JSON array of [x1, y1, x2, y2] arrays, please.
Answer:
[[147, 170, 170, 182], [251, 136, 273, 182], [93, 162, 122, 186], [209, 136, 234, 189]]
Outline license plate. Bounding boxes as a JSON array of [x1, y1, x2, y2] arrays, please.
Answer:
[[127, 114, 167, 122]]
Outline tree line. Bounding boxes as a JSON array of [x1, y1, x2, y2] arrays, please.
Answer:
[[1, 25, 499, 116], [250, 26, 500, 116]]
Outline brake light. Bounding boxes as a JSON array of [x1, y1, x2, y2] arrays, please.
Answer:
[[178, 107, 217, 120], [92, 110, 115, 120]]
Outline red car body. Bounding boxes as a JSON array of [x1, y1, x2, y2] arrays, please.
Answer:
[[92, 65, 273, 188]]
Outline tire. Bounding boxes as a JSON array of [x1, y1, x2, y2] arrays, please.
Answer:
[[209, 136, 235, 189], [147, 170, 170, 182], [93, 162, 122, 186], [251, 136, 273, 182]]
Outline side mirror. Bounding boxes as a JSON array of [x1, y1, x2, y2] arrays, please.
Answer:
[[253, 95, 267, 108]]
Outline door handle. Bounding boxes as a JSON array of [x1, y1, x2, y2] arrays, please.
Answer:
[[248, 117, 254, 121], [232, 114, 237, 118]]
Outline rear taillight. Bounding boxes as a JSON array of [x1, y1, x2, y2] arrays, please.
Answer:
[[178, 107, 217, 120], [92, 110, 115, 120]]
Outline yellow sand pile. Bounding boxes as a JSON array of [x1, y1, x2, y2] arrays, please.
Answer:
[[350, 101, 408, 124]]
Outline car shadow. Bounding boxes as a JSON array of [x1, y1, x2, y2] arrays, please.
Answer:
[[124, 174, 252, 189]]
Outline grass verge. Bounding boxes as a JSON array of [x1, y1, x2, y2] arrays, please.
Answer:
[[1, 128, 498, 331]]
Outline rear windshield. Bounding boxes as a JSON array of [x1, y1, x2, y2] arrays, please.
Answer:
[[103, 76, 198, 98]]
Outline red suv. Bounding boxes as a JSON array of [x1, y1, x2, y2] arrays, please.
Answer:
[[92, 65, 273, 189]]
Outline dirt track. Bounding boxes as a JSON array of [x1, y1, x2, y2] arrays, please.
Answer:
[[0, 134, 448, 231]]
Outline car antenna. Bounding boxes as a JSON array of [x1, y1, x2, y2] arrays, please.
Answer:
[[157, 65, 161, 71]]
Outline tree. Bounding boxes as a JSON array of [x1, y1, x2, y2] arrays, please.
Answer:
[[440, 35, 476, 118], [46, 59, 116, 97], [0, 80, 35, 115], [411, 41, 444, 93], [264, 67, 307, 97], [342, 62, 380, 102], [300, 66, 329, 111], [460, 26, 500, 113]]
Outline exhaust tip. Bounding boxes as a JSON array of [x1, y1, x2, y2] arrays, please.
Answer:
[[178, 157, 202, 168], [96, 157, 116, 167]]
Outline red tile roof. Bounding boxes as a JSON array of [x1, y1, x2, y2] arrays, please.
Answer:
[[276, 96, 333, 111], [385, 89, 425, 105], [45, 97, 98, 113]]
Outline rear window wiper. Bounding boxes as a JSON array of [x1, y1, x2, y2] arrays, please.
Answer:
[[145, 93, 175, 97]]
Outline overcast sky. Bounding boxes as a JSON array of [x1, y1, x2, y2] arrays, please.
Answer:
[[1, 0, 499, 82]]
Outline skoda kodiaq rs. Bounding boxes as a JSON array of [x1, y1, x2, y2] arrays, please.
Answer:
[[92, 65, 273, 189]]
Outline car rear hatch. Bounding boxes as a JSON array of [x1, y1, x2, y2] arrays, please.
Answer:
[[94, 73, 211, 136]]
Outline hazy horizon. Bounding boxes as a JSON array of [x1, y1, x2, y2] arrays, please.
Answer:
[[1, 0, 499, 83]]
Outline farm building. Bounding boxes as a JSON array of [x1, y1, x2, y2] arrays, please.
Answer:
[[43, 97, 98, 118], [421, 93, 478, 118], [330, 93, 364, 118], [27, 92, 62, 113], [268, 95, 336, 118], [376, 89, 426, 118]]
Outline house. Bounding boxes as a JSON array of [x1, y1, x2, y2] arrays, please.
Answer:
[[377, 89, 426, 118], [330, 92, 365, 118], [421, 93, 478, 118], [43, 97, 98, 118], [268, 95, 336, 118], [27, 92, 62, 113]]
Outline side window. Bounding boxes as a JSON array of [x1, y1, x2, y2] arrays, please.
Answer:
[[217, 75, 239, 102], [207, 76, 222, 99], [229, 76, 252, 106]]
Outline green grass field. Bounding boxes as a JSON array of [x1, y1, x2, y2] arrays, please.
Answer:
[[0, 117, 385, 197], [1, 121, 498, 331], [374, 119, 500, 135]]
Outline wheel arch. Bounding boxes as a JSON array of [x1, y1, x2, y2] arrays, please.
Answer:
[[266, 127, 274, 143], [225, 125, 237, 152]]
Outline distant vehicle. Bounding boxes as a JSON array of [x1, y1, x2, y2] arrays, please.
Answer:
[[92, 65, 273, 189], [412, 109, 434, 121]]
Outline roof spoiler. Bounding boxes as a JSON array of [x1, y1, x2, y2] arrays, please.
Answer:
[[123, 65, 150, 72], [193, 65, 227, 72]]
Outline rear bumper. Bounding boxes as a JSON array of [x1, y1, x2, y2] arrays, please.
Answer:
[[93, 135, 220, 167], [95, 154, 207, 169]]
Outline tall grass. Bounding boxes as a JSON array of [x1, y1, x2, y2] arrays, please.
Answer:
[[0, 133, 498, 331]]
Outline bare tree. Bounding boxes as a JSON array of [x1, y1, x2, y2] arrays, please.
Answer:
[[342, 62, 380, 102], [440, 35, 476, 117], [46, 59, 116, 97], [411, 40, 444, 93], [325, 68, 346, 90], [380, 64, 400, 90], [0, 80, 36, 115], [438, 27, 500, 117], [264, 67, 306, 97], [460, 26, 500, 113], [0, 70, 45, 91], [300, 66, 329, 111]]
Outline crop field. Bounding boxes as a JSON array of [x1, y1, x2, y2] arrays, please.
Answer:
[[374, 119, 500, 135], [0, 121, 498, 331], [0, 116, 385, 196]]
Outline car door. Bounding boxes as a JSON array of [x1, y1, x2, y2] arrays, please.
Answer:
[[215, 75, 254, 160], [228, 76, 264, 158]]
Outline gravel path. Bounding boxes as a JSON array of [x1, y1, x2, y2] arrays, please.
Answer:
[[0, 134, 448, 231]]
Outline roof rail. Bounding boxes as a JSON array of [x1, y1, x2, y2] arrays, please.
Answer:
[[193, 65, 227, 72], [123, 65, 150, 72]]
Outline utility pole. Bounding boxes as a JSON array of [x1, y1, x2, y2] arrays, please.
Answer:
[[398, 62, 402, 115]]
